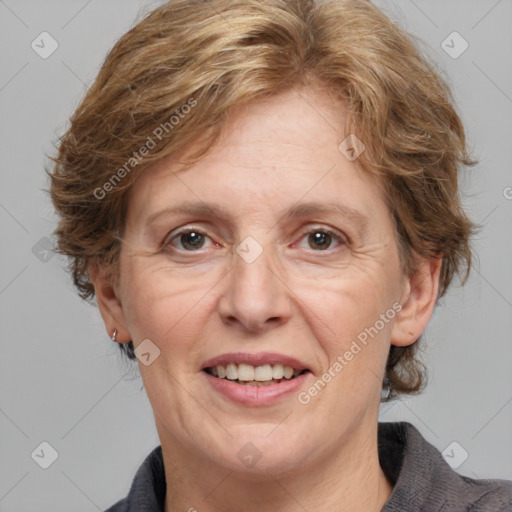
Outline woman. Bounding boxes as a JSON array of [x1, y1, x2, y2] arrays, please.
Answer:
[[48, 0, 512, 510]]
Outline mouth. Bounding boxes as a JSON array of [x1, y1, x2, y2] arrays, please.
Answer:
[[201, 352, 312, 405], [203, 363, 309, 386]]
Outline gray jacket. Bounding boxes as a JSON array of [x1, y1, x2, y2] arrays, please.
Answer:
[[105, 422, 512, 511]]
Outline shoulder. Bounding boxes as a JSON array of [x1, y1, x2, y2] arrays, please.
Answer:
[[104, 498, 125, 512], [103, 445, 166, 512], [456, 474, 512, 511], [379, 421, 512, 511]]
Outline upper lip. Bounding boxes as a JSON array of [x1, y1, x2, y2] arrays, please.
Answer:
[[201, 352, 310, 372]]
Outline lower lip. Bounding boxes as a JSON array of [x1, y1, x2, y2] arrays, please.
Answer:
[[203, 371, 311, 406]]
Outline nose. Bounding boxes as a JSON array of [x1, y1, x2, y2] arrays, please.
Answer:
[[217, 245, 292, 334]]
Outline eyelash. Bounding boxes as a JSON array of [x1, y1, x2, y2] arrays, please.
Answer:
[[162, 226, 347, 254]]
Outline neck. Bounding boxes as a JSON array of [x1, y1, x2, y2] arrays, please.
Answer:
[[160, 421, 393, 512]]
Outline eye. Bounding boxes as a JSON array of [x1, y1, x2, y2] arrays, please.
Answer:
[[163, 228, 214, 251], [162, 226, 346, 254], [296, 228, 345, 251]]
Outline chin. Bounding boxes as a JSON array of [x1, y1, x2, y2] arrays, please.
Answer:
[[210, 423, 312, 476]]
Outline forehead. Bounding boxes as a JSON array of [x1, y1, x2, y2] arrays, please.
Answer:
[[126, 84, 387, 226]]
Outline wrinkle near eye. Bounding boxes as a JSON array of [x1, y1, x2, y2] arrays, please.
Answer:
[[348, 238, 392, 257]]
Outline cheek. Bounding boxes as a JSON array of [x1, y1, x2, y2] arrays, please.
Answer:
[[297, 283, 396, 407], [289, 268, 399, 393], [120, 260, 223, 349], [292, 264, 398, 336]]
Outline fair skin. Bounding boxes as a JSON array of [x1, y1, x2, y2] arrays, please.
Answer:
[[92, 83, 441, 512]]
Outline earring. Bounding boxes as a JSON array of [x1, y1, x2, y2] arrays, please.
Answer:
[[112, 328, 118, 342]]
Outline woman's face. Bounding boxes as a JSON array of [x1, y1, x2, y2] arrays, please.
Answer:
[[104, 84, 422, 475]]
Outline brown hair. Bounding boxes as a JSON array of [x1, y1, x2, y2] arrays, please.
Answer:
[[47, 0, 477, 400]]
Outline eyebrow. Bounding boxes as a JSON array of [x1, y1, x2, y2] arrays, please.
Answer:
[[144, 200, 368, 233]]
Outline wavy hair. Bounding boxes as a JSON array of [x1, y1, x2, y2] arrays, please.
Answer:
[[48, 0, 477, 400]]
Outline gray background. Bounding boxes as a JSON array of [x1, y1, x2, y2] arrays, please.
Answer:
[[0, 0, 511, 510]]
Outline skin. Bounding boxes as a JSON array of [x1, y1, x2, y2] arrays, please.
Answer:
[[92, 82, 441, 512]]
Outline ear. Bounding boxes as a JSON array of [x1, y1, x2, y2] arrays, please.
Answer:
[[390, 254, 442, 347], [89, 261, 131, 344]]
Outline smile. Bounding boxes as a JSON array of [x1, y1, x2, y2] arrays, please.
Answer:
[[204, 363, 306, 386], [201, 353, 312, 406]]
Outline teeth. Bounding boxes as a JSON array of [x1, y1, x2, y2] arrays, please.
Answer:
[[237, 364, 255, 381], [254, 364, 273, 381], [225, 363, 238, 380], [272, 364, 284, 379], [210, 363, 302, 383]]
